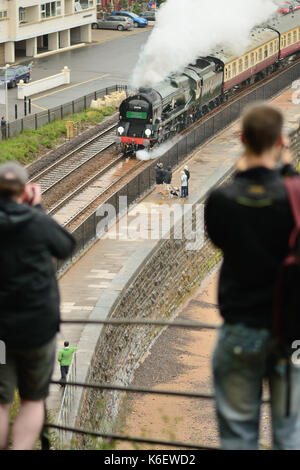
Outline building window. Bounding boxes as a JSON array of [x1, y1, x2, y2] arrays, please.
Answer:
[[19, 7, 26, 22], [41, 1, 61, 18], [0, 10, 8, 18]]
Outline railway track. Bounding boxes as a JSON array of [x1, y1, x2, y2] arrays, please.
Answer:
[[29, 124, 118, 194], [50, 157, 144, 229]]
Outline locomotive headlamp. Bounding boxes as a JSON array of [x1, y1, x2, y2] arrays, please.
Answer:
[[145, 129, 151, 137], [118, 126, 124, 135]]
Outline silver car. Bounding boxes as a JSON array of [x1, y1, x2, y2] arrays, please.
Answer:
[[92, 16, 134, 31]]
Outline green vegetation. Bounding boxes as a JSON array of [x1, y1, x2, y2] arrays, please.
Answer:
[[0, 106, 116, 166]]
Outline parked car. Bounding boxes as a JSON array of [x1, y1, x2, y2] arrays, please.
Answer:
[[92, 15, 134, 30], [140, 10, 156, 21], [110, 11, 148, 27], [0, 65, 30, 88]]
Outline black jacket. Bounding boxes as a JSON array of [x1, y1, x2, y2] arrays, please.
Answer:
[[164, 168, 172, 184], [184, 169, 190, 181], [155, 166, 165, 185], [205, 165, 297, 330], [0, 199, 75, 348]]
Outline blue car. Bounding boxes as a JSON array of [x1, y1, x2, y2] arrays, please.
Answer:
[[0, 65, 30, 88], [111, 11, 148, 28]]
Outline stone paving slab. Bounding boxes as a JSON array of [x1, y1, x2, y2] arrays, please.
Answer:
[[47, 86, 300, 419]]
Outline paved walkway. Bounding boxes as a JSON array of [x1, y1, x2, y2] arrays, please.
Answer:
[[48, 87, 300, 422]]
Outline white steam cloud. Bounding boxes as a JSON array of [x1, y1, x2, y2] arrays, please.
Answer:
[[131, 0, 281, 88], [136, 137, 180, 161]]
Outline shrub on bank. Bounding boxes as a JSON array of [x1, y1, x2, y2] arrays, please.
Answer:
[[0, 106, 116, 165]]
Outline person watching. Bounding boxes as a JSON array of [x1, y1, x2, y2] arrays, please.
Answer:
[[205, 104, 300, 450], [0, 162, 75, 450]]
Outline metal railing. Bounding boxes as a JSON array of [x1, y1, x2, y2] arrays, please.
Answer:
[[0, 84, 127, 140], [55, 354, 77, 448]]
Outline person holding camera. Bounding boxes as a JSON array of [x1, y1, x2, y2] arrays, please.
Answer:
[[0, 162, 75, 450], [205, 104, 300, 450]]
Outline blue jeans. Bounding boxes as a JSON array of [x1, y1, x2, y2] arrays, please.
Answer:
[[181, 186, 188, 197], [213, 323, 300, 449]]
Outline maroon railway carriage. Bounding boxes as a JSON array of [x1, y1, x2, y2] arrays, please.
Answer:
[[208, 9, 300, 95]]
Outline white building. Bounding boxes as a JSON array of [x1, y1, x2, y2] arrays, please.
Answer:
[[0, 0, 96, 64]]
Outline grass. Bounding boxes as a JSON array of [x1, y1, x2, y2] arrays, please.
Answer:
[[0, 106, 116, 166]]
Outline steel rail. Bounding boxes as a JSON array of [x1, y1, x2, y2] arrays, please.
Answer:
[[61, 159, 145, 228], [30, 125, 117, 194], [50, 379, 271, 404], [48, 153, 125, 216], [44, 422, 218, 450], [61, 318, 219, 329]]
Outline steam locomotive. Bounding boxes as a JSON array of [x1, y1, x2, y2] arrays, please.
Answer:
[[117, 9, 300, 156]]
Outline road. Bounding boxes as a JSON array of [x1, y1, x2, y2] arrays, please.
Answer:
[[1, 28, 151, 121]]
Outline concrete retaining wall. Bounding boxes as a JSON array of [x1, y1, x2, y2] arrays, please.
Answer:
[[17, 66, 70, 99]]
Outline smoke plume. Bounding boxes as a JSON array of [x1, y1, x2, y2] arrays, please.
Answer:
[[131, 0, 281, 88], [136, 137, 180, 161]]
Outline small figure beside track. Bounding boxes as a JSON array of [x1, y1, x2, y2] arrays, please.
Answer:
[[58, 341, 78, 387]]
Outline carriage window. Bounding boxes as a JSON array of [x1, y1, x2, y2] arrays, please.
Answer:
[[239, 59, 243, 73], [264, 45, 268, 58], [250, 53, 255, 66], [258, 48, 263, 61], [288, 33, 292, 46], [270, 42, 273, 55], [281, 35, 286, 48], [232, 62, 237, 77], [244, 55, 249, 69], [294, 30, 298, 43], [227, 64, 231, 79], [225, 67, 228, 80]]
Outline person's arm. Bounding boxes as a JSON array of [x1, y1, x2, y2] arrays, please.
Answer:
[[23, 184, 75, 259], [71, 347, 78, 353], [204, 190, 227, 250], [44, 215, 75, 259], [58, 350, 62, 362]]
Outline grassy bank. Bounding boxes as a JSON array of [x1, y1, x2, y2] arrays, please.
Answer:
[[0, 106, 116, 165]]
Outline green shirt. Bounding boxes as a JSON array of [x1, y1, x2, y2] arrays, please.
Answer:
[[58, 347, 77, 366]]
